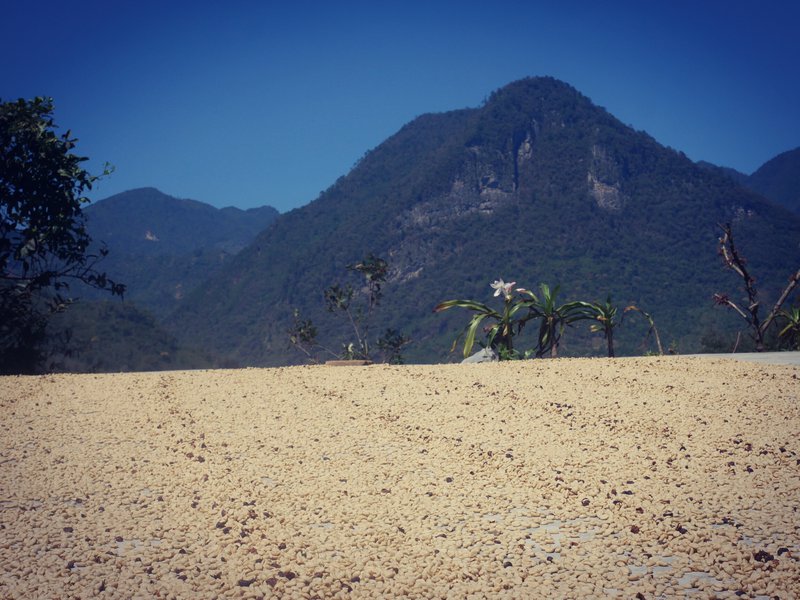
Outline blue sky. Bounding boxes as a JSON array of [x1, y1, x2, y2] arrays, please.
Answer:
[[3, 0, 799, 212]]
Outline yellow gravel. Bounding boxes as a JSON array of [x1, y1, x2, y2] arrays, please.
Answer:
[[1, 357, 798, 598]]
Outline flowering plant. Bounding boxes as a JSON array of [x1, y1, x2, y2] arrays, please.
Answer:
[[434, 279, 532, 359], [435, 280, 592, 359]]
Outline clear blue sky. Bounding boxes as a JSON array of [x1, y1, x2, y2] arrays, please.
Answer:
[[3, 0, 799, 212]]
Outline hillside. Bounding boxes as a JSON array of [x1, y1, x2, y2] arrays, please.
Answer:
[[697, 150, 800, 215], [45, 301, 219, 373], [746, 147, 800, 214], [84, 187, 279, 316], [167, 77, 800, 366]]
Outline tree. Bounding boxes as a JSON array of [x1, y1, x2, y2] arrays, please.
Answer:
[[289, 254, 408, 363], [1, 97, 124, 373], [323, 253, 388, 360], [435, 281, 592, 360], [713, 223, 800, 352]]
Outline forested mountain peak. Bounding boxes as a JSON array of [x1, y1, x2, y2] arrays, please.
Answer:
[[168, 77, 800, 366], [85, 187, 279, 256]]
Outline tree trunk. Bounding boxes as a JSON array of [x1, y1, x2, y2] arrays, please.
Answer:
[[607, 327, 615, 358]]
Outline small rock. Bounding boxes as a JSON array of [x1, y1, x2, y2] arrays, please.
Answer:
[[461, 348, 498, 364]]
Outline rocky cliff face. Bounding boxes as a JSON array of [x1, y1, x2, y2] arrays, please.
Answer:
[[588, 145, 624, 211]]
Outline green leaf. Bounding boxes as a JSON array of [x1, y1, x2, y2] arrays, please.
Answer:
[[464, 313, 490, 357], [434, 299, 496, 314]]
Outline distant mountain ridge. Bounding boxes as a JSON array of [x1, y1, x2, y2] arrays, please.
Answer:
[[697, 148, 800, 214], [86, 187, 279, 256], [746, 147, 800, 214], [84, 187, 279, 316], [166, 76, 800, 366]]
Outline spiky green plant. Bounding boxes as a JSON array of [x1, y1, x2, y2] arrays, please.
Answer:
[[434, 279, 531, 359], [777, 305, 800, 350], [576, 296, 620, 357], [521, 284, 590, 358]]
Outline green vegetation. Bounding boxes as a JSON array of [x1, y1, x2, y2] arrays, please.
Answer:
[[8, 79, 797, 373], [434, 279, 534, 359], [1, 97, 124, 374], [622, 305, 664, 355], [168, 77, 800, 366], [746, 147, 800, 214], [436, 283, 659, 361], [579, 297, 621, 358], [46, 301, 216, 373], [777, 305, 800, 349], [83, 188, 279, 317], [289, 254, 410, 363]]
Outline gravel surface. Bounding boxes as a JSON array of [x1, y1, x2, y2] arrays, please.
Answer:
[[1, 357, 798, 599]]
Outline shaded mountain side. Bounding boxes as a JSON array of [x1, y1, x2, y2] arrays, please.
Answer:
[[45, 301, 221, 373], [168, 77, 800, 365], [746, 147, 800, 214], [697, 149, 800, 215], [83, 188, 279, 316]]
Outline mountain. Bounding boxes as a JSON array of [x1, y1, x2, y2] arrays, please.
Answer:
[[746, 147, 800, 214], [166, 77, 800, 366], [84, 187, 279, 316], [47, 187, 279, 373], [697, 149, 800, 215]]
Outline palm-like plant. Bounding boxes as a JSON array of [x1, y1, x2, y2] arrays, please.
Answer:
[[520, 284, 589, 358], [778, 305, 800, 350], [577, 296, 620, 357], [623, 304, 664, 355], [434, 279, 530, 359]]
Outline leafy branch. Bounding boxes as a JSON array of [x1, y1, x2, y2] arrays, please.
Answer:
[[289, 254, 409, 363]]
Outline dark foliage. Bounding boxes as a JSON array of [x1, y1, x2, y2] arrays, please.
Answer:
[[1, 97, 124, 373], [46, 301, 217, 373]]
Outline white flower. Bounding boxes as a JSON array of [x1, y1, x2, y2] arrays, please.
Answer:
[[490, 279, 516, 300]]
